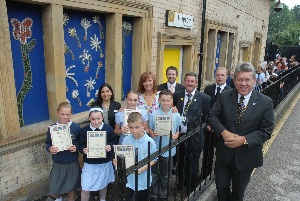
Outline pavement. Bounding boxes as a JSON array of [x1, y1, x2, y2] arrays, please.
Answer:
[[244, 93, 300, 201]]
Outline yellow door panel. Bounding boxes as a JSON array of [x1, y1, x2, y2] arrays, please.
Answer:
[[163, 48, 181, 83]]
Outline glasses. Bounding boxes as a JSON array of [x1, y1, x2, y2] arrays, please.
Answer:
[[235, 78, 254, 83]]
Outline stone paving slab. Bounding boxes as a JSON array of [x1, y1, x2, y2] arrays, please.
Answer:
[[244, 95, 300, 201]]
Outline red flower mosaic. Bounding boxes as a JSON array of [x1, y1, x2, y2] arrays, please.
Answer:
[[11, 17, 33, 44]]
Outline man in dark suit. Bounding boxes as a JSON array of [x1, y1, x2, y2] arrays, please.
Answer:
[[202, 67, 231, 179], [173, 72, 211, 192], [208, 62, 274, 201], [157, 66, 185, 92], [204, 67, 231, 106]]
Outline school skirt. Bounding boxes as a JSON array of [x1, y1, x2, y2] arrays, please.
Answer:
[[81, 162, 115, 191], [49, 161, 80, 195]]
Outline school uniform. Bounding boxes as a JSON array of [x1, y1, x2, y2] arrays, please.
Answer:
[[45, 121, 81, 195], [122, 133, 156, 201], [115, 107, 148, 145], [79, 123, 117, 191], [148, 108, 181, 199]]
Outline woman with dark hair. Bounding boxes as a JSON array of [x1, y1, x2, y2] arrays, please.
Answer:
[[137, 72, 160, 114], [92, 83, 121, 129]]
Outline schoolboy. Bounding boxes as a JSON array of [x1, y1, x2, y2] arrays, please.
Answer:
[[117, 112, 157, 201], [148, 89, 181, 199]]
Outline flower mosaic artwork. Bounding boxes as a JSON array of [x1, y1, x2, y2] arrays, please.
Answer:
[[68, 28, 81, 48], [81, 18, 91, 42], [84, 77, 96, 97], [79, 49, 92, 72], [11, 17, 36, 127], [63, 10, 106, 113]]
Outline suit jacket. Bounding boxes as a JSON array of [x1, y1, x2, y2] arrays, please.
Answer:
[[204, 84, 231, 105], [157, 82, 185, 92], [173, 90, 211, 152], [208, 89, 274, 171], [91, 100, 121, 129]]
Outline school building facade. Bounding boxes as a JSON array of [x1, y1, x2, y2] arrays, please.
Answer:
[[0, 0, 271, 199]]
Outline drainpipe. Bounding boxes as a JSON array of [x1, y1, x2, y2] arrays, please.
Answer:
[[197, 0, 207, 91]]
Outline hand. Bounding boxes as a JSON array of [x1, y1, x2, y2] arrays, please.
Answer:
[[171, 106, 178, 113], [49, 146, 58, 154], [224, 135, 245, 148], [221, 130, 235, 141], [113, 159, 117, 166], [207, 125, 212, 132], [151, 132, 158, 138], [133, 166, 146, 174], [83, 148, 88, 154], [172, 132, 179, 140], [105, 145, 111, 152], [68, 145, 76, 152], [121, 126, 129, 134]]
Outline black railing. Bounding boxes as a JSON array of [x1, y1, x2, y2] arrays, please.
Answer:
[[116, 120, 215, 201], [260, 65, 300, 109]]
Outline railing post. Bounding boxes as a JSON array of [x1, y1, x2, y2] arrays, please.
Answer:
[[117, 154, 127, 201]]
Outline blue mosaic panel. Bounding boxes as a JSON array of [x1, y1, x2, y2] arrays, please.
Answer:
[[122, 18, 133, 100], [63, 9, 106, 114], [7, 1, 49, 127]]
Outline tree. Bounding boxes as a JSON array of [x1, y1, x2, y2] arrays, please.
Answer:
[[268, 2, 300, 45]]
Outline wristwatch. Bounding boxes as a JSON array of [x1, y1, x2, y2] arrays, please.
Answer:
[[244, 137, 248, 145]]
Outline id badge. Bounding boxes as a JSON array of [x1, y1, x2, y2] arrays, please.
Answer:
[[181, 116, 186, 123]]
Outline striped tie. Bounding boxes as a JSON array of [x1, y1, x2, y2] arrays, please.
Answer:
[[238, 96, 245, 125]]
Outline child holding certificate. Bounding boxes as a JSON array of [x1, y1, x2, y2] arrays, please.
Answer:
[[148, 89, 181, 200], [79, 108, 117, 201], [114, 90, 149, 144], [114, 112, 157, 201], [45, 102, 81, 201]]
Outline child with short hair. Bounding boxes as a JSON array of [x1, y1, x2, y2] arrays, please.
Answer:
[[148, 89, 181, 199], [114, 90, 149, 144], [115, 112, 157, 201], [45, 102, 81, 201], [79, 108, 117, 201]]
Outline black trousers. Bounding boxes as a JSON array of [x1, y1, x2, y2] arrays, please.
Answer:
[[201, 131, 215, 179], [215, 156, 253, 201], [177, 133, 201, 189], [124, 187, 148, 201]]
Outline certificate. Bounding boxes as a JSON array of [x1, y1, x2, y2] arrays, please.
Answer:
[[124, 109, 141, 128], [114, 145, 135, 169], [155, 115, 172, 136], [50, 124, 72, 152], [87, 131, 107, 158]]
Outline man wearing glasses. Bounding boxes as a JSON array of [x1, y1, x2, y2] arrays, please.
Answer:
[[208, 62, 274, 201]]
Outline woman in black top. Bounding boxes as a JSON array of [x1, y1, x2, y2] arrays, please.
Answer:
[[92, 83, 121, 129]]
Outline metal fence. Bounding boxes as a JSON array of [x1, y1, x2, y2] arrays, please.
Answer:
[[260, 64, 300, 109], [116, 119, 215, 201]]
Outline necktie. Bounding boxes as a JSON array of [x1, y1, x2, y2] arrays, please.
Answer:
[[94, 128, 100, 131], [216, 87, 221, 99], [182, 94, 192, 126], [238, 96, 245, 125], [170, 85, 175, 93]]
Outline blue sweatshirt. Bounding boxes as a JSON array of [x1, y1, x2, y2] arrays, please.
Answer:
[[79, 123, 117, 164], [45, 122, 81, 164]]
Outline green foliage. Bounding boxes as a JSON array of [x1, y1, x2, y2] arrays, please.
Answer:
[[268, 2, 300, 45]]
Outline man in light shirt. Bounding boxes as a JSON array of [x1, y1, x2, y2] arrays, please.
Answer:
[[158, 66, 185, 93]]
